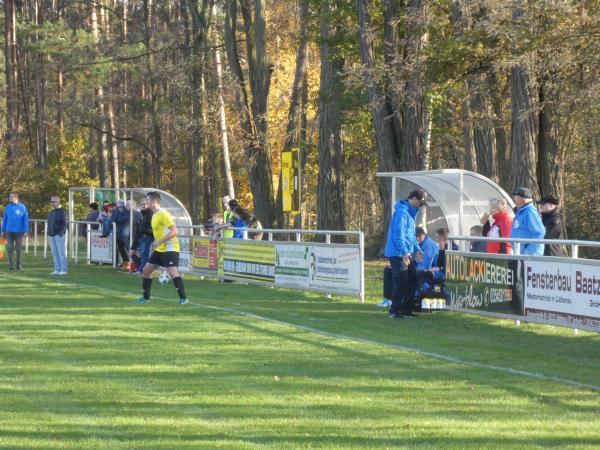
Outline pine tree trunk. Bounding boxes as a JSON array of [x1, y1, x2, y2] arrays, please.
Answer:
[[34, 0, 47, 167], [4, 0, 19, 161], [401, 0, 429, 171], [356, 0, 402, 238], [317, 0, 345, 235], [225, 0, 275, 227], [186, 0, 209, 223], [468, 74, 498, 181], [106, 87, 120, 189], [143, 0, 163, 187], [509, 3, 539, 196], [275, 0, 309, 227], [240, 0, 275, 227], [538, 74, 563, 200]]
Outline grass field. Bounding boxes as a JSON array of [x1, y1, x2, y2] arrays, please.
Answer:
[[0, 256, 599, 449]]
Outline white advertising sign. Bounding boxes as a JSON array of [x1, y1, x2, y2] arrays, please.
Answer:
[[275, 244, 361, 296], [90, 230, 113, 263], [178, 237, 192, 273], [524, 260, 600, 331]]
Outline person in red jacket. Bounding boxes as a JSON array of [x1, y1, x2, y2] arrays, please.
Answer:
[[481, 197, 513, 254]]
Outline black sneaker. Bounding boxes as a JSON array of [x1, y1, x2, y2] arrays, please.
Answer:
[[388, 313, 402, 319], [401, 312, 417, 318]]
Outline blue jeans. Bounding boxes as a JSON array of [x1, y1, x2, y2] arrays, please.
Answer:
[[49, 234, 67, 273], [139, 236, 152, 272]]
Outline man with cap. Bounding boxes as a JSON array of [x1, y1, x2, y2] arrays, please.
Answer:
[[384, 189, 427, 318], [510, 187, 545, 255], [537, 195, 566, 257]]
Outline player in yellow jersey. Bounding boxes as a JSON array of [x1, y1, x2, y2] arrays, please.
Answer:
[[135, 191, 190, 305]]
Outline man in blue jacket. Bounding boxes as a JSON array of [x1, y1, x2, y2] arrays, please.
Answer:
[[1, 193, 29, 270], [510, 187, 545, 255], [384, 190, 427, 318]]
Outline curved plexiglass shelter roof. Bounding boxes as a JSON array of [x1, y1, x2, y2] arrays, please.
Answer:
[[377, 170, 514, 237], [68, 187, 192, 229]]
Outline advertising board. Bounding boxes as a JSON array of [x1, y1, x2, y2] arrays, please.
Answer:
[[90, 230, 113, 263], [445, 253, 523, 315], [275, 244, 361, 296], [220, 240, 276, 283], [524, 260, 600, 331]]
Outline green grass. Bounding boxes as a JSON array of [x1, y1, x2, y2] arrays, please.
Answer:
[[0, 256, 599, 449]]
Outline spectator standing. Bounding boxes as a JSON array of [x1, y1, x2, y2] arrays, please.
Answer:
[[213, 200, 246, 239], [537, 195, 567, 257], [384, 190, 427, 319], [1, 193, 29, 270], [81, 202, 100, 237], [47, 196, 67, 275], [222, 196, 235, 239], [112, 199, 132, 269], [510, 187, 545, 255], [130, 198, 154, 274], [481, 197, 513, 254], [233, 206, 263, 240], [469, 225, 487, 253]]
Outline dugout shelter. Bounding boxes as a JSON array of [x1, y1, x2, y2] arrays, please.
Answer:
[[376, 169, 514, 239], [67, 187, 193, 250]]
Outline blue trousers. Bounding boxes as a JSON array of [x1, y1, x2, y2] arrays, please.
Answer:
[[388, 256, 418, 315], [49, 234, 67, 273]]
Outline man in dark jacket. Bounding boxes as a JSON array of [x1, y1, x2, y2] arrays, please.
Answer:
[[47, 196, 67, 275], [111, 199, 133, 269], [81, 202, 100, 237], [129, 198, 154, 274], [537, 195, 567, 257]]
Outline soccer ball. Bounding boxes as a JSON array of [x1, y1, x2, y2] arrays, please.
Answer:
[[158, 271, 171, 284]]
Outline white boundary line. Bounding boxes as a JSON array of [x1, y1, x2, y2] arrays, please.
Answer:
[[3, 272, 600, 393]]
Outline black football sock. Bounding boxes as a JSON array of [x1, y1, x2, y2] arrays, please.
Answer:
[[172, 277, 187, 299], [142, 278, 153, 300]]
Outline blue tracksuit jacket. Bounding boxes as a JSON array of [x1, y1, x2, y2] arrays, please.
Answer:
[[510, 202, 545, 255], [384, 200, 420, 257], [2, 202, 29, 233]]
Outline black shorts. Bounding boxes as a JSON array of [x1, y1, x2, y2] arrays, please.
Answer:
[[147, 251, 179, 268]]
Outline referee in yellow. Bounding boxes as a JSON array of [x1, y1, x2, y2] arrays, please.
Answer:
[[135, 191, 189, 305]]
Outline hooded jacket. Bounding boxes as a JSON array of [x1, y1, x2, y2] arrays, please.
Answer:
[[384, 200, 420, 258], [541, 207, 566, 257], [510, 202, 545, 255], [2, 202, 29, 233], [486, 210, 513, 254], [132, 208, 154, 250], [416, 234, 439, 271]]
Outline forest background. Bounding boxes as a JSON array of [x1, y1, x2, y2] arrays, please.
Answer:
[[1, 0, 599, 255]]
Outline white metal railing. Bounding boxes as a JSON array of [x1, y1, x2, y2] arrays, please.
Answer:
[[176, 228, 365, 302], [16, 217, 365, 301], [448, 235, 600, 260]]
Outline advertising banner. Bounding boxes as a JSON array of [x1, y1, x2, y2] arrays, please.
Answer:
[[178, 237, 192, 273], [275, 244, 361, 296], [524, 260, 600, 331], [90, 230, 113, 263], [191, 237, 218, 274], [445, 253, 524, 315], [221, 240, 276, 283]]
